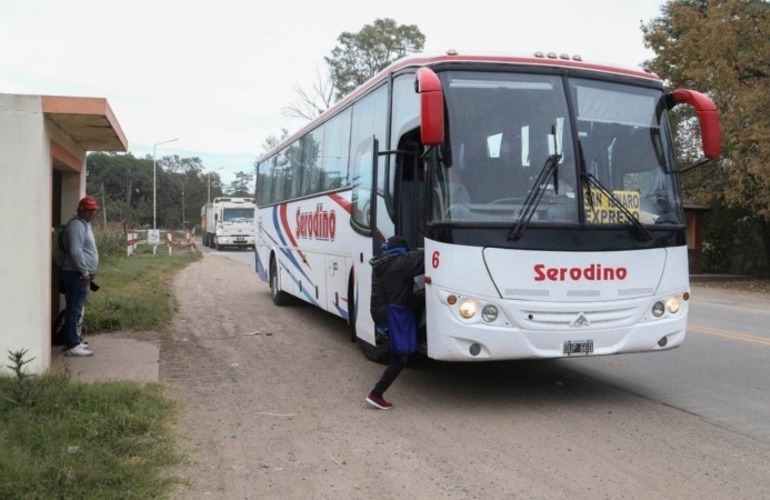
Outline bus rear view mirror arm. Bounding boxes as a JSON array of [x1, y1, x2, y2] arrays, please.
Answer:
[[665, 89, 722, 161]]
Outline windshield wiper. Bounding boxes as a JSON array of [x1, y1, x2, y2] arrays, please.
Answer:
[[582, 172, 653, 241], [509, 153, 561, 241]]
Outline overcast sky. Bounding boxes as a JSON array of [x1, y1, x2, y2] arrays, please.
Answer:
[[1, 0, 667, 184]]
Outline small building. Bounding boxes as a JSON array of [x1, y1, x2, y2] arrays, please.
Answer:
[[0, 93, 127, 375], [683, 203, 711, 274]]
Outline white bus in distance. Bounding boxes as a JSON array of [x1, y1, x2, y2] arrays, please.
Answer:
[[254, 50, 721, 363]]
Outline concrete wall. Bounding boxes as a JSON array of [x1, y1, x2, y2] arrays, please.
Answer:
[[0, 95, 89, 375], [0, 94, 53, 374]]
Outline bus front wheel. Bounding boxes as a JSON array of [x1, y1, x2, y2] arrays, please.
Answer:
[[357, 334, 390, 365]]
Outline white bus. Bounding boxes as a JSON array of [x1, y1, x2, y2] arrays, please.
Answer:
[[254, 50, 721, 363]]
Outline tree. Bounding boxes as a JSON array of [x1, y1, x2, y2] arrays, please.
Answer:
[[86, 152, 211, 230], [162, 155, 205, 229], [87, 152, 152, 227], [285, 18, 425, 119], [326, 18, 425, 100], [207, 172, 225, 202], [226, 171, 255, 197], [284, 67, 337, 121], [642, 0, 770, 273]]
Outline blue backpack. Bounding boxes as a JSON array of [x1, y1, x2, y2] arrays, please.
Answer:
[[385, 304, 418, 355]]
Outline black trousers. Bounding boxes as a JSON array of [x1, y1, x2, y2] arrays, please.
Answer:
[[371, 352, 407, 396]]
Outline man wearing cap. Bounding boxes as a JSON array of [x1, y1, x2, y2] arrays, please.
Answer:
[[59, 196, 100, 357]]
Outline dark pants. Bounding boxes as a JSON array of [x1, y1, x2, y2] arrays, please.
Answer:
[[60, 270, 88, 349], [371, 352, 407, 397]]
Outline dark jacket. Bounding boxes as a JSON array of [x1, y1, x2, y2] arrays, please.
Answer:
[[370, 249, 425, 326]]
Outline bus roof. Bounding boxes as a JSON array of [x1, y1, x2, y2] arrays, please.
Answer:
[[260, 50, 661, 161], [376, 49, 659, 82]]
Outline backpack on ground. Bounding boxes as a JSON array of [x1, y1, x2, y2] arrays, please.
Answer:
[[52, 309, 66, 346]]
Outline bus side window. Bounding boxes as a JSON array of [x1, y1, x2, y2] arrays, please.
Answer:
[[324, 172, 344, 190]]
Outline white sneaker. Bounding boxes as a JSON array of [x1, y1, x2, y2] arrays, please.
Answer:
[[65, 344, 94, 357]]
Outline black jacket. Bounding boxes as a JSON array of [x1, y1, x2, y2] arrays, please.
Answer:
[[370, 249, 425, 326]]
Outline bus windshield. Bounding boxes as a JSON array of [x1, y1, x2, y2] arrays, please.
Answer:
[[434, 72, 681, 226]]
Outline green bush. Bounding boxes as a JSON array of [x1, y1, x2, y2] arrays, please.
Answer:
[[702, 203, 767, 275], [93, 223, 129, 258]]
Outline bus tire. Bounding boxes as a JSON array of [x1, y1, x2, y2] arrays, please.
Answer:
[[357, 335, 390, 364], [270, 257, 291, 306], [347, 275, 357, 343]]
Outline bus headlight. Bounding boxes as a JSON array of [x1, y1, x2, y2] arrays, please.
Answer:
[[459, 299, 478, 319], [481, 305, 498, 323], [666, 296, 681, 314], [652, 301, 665, 317]]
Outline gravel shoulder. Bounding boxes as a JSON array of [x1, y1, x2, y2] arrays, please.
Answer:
[[160, 253, 770, 499]]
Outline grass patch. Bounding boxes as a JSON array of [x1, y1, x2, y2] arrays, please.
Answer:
[[84, 247, 200, 333], [0, 366, 188, 498], [12, 229, 203, 497]]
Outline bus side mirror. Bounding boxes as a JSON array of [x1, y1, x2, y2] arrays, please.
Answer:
[[415, 67, 445, 146], [666, 89, 722, 159]]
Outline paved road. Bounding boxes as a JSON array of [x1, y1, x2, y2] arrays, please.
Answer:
[[560, 284, 770, 443]]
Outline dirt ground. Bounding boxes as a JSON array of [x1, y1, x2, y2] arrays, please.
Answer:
[[156, 252, 770, 499]]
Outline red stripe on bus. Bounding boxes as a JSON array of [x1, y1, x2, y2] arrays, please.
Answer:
[[328, 192, 352, 213]]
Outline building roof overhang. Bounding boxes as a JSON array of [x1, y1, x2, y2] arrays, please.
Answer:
[[42, 95, 128, 152]]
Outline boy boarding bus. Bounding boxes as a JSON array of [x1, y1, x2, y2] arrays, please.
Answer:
[[254, 50, 721, 363]]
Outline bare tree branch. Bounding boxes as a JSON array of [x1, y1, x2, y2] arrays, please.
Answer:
[[283, 66, 337, 121]]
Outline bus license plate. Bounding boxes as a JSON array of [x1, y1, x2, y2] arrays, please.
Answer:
[[563, 340, 594, 355]]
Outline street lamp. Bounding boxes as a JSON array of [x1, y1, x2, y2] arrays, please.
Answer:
[[152, 138, 179, 229], [207, 167, 225, 203]]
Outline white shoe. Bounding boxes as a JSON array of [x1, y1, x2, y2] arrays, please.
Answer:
[[65, 344, 93, 357]]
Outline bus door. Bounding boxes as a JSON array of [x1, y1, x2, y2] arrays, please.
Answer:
[[393, 130, 425, 249]]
